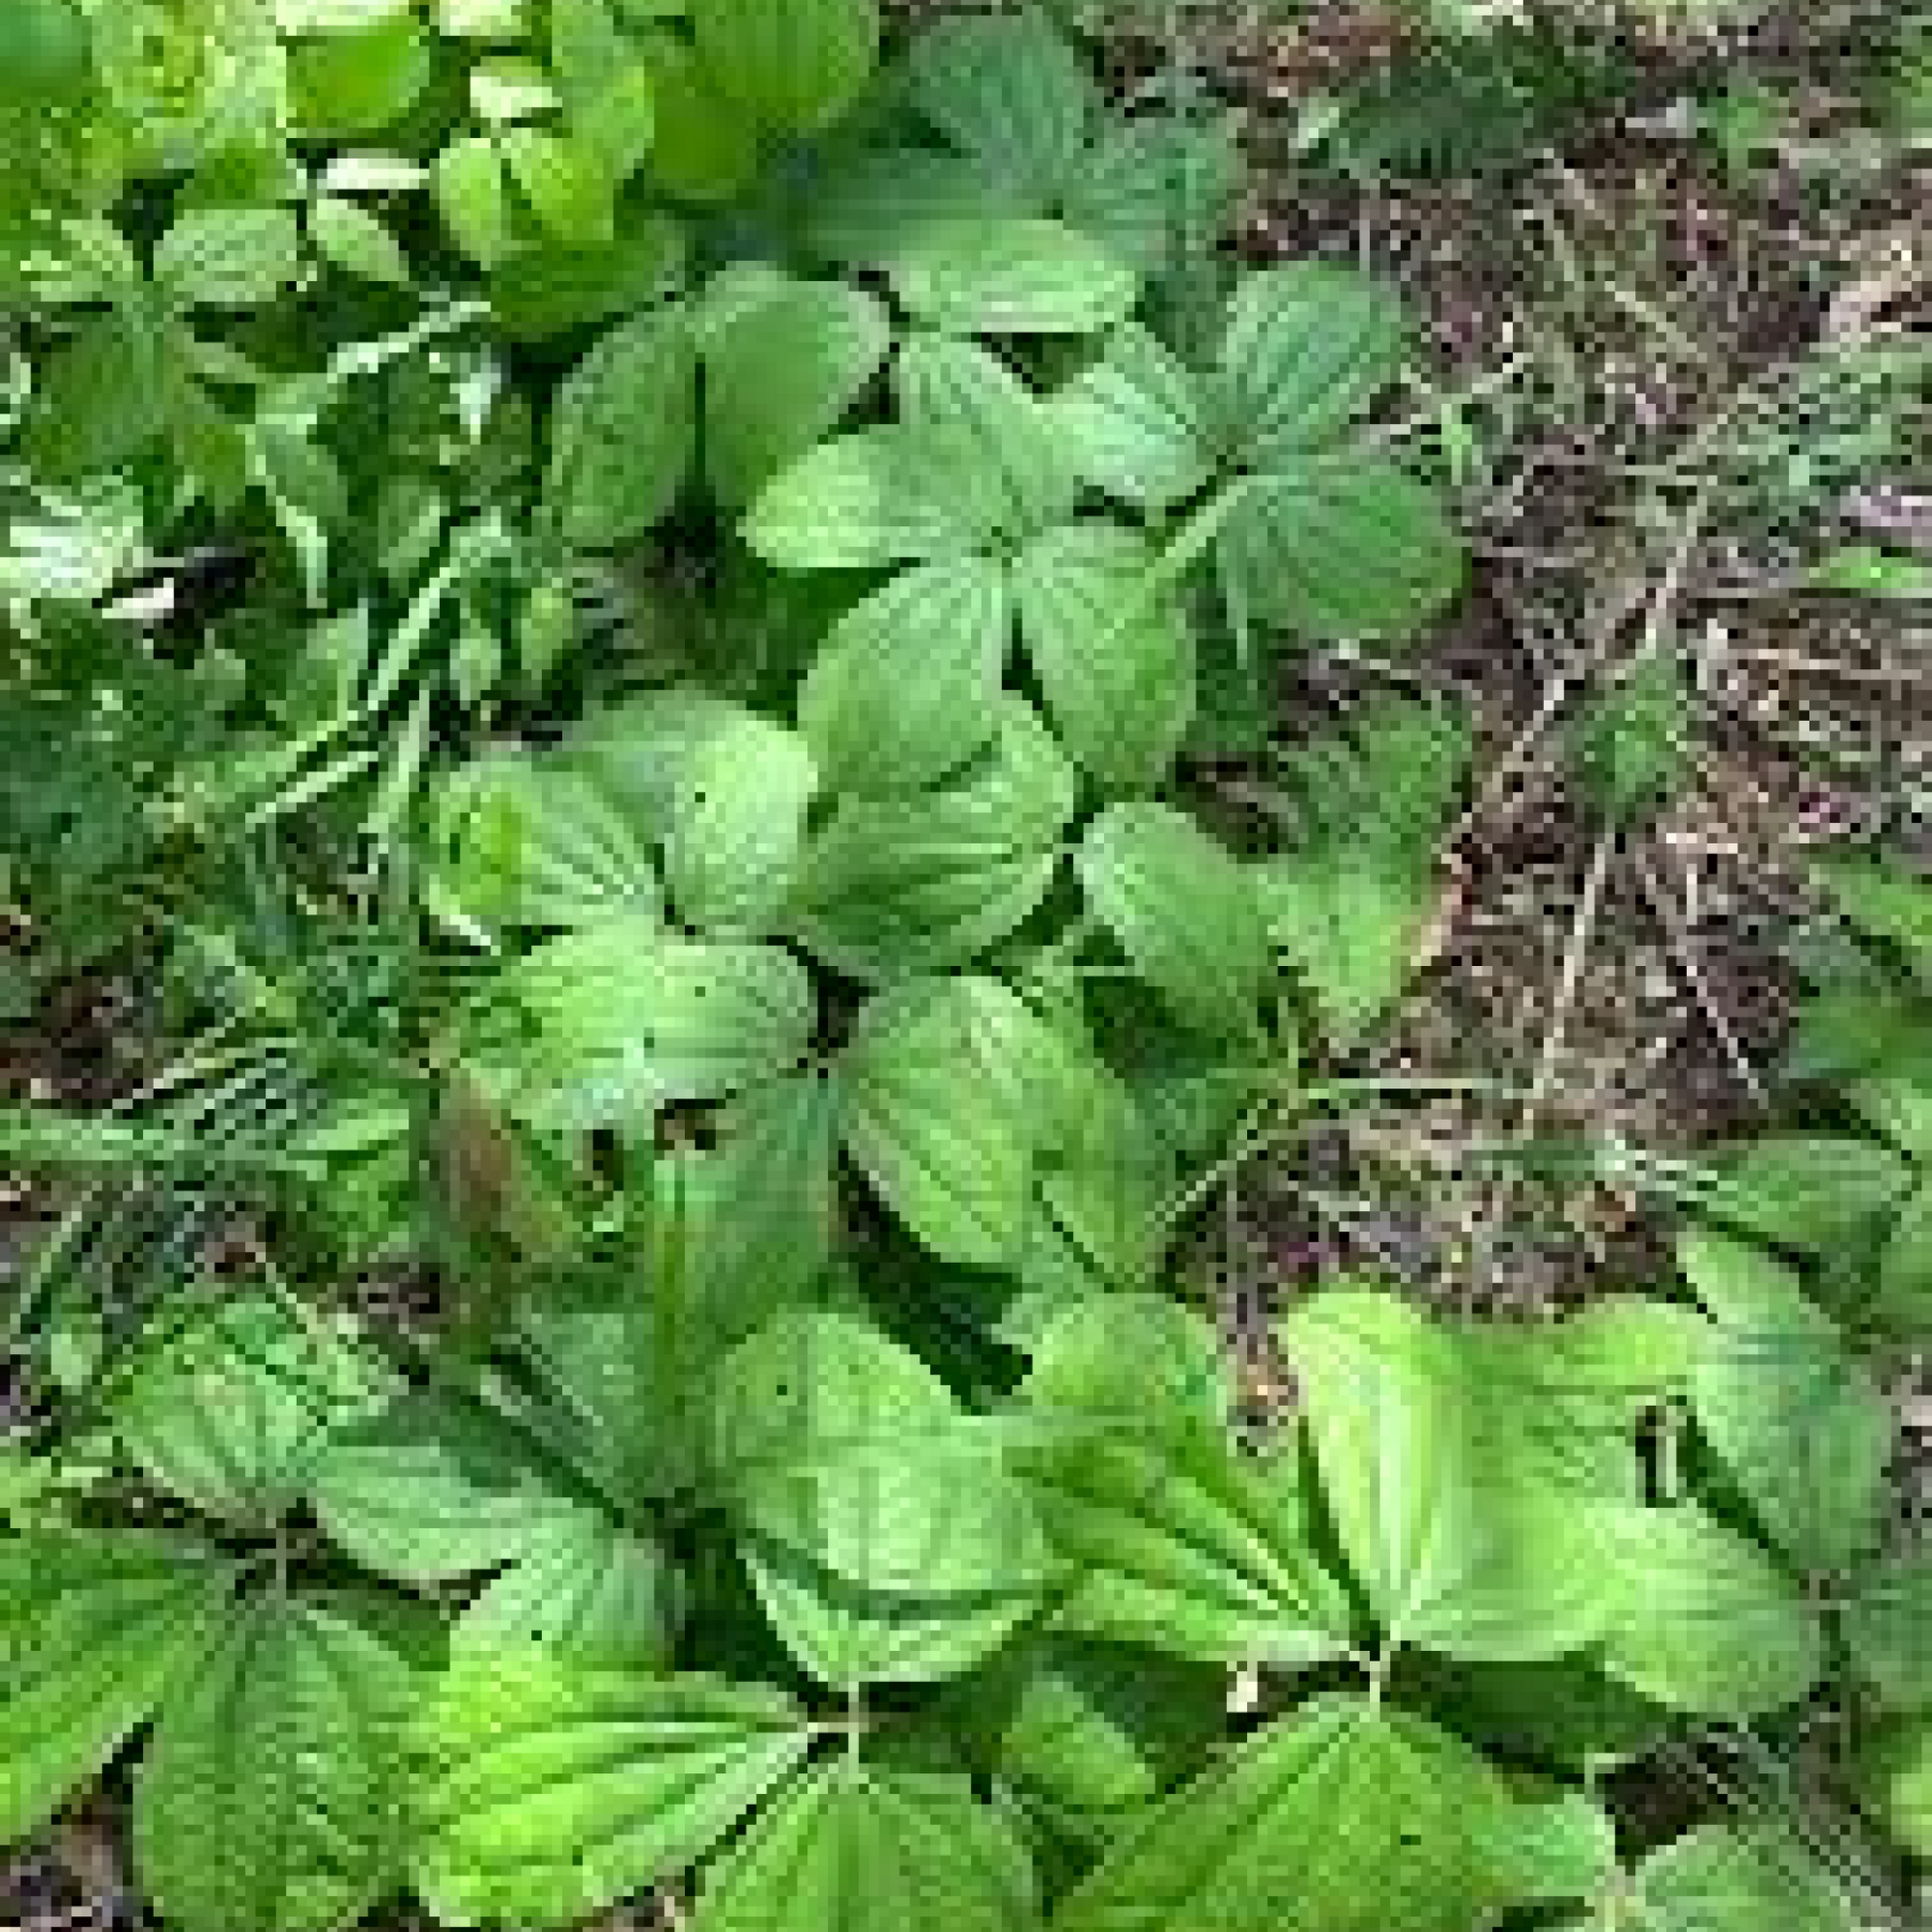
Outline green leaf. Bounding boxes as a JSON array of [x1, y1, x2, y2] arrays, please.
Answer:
[[0, 0, 88, 93], [1396, 1652, 1669, 1773], [25, 311, 170, 481], [909, 7, 1095, 205], [455, 1515, 677, 1668], [1054, 1694, 1604, 1932], [499, 126, 616, 245], [1704, 1134, 1911, 1255], [1590, 1499, 1823, 1718], [1217, 458, 1465, 641], [837, 977, 1044, 1265], [411, 1653, 813, 1928], [1630, 1824, 1866, 1932], [1449, 1297, 1707, 1497], [0, 1531, 237, 1845], [1811, 854, 1932, 974], [310, 195, 411, 286], [1077, 803, 1270, 1041], [691, 0, 879, 137], [1808, 543, 1932, 598], [542, 304, 696, 549], [435, 136, 518, 268], [668, 1071, 840, 1342], [804, 146, 1026, 264], [1051, 322, 1215, 513], [744, 423, 1005, 570], [699, 271, 892, 507], [309, 1390, 583, 1586], [289, 10, 431, 135], [154, 207, 303, 309], [1064, 114, 1243, 283], [134, 1591, 426, 1932], [429, 751, 661, 936], [660, 705, 819, 938], [1017, 1301, 1352, 1666], [1016, 519, 1196, 790], [889, 218, 1140, 337], [1879, 1176, 1932, 1332], [486, 217, 687, 342], [114, 1289, 393, 1528], [1688, 1278, 1891, 1576], [645, 34, 760, 203], [1258, 855, 1426, 1047], [569, 690, 817, 937], [1843, 1550, 1932, 1715], [1569, 653, 1690, 825], [697, 1759, 1038, 1930], [1216, 264, 1408, 462], [896, 331, 1077, 540], [1862, 1717, 1932, 1860], [1279, 1291, 1608, 1661], [711, 1309, 1047, 1601], [952, 1636, 1226, 1840], [798, 556, 1012, 798], [789, 762, 1063, 987], [489, 919, 814, 1129]]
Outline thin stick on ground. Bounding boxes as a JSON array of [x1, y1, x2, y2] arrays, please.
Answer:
[[1630, 845, 1771, 1115]]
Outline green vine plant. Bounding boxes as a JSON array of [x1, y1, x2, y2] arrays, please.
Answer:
[[1, 3, 1928, 1930]]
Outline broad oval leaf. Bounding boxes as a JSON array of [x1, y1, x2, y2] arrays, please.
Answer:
[[1016, 519, 1196, 790], [310, 196, 411, 286], [1064, 113, 1243, 282], [661, 707, 819, 937], [888, 218, 1139, 337], [1279, 1290, 1611, 1661], [897, 331, 1078, 541], [0, 1531, 238, 1845], [1054, 1693, 1607, 1932], [790, 791, 1059, 989], [113, 1288, 394, 1528], [544, 304, 696, 551], [743, 1537, 1041, 1690], [1590, 1498, 1823, 1718], [1217, 458, 1464, 642], [949, 1636, 1227, 1841], [308, 1389, 583, 1587], [428, 751, 661, 937], [154, 207, 304, 310], [837, 976, 1046, 1265], [798, 555, 1012, 798], [486, 217, 687, 343], [711, 1308, 1049, 1601], [1843, 1550, 1932, 1715], [691, 0, 880, 138], [134, 1591, 429, 1932], [1077, 803, 1270, 1042], [1689, 1296, 1892, 1576], [569, 690, 819, 937], [454, 1514, 678, 1668], [485, 918, 815, 1130], [908, 7, 1095, 205], [1216, 263, 1409, 462], [410, 1652, 813, 1928], [700, 272, 892, 506], [1051, 321, 1215, 513], [697, 1759, 1038, 1930], [1630, 1824, 1868, 1932], [1702, 1133, 1911, 1255], [743, 425, 1002, 570]]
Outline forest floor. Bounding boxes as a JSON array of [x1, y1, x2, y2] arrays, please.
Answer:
[[4, 3, 1931, 1927]]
